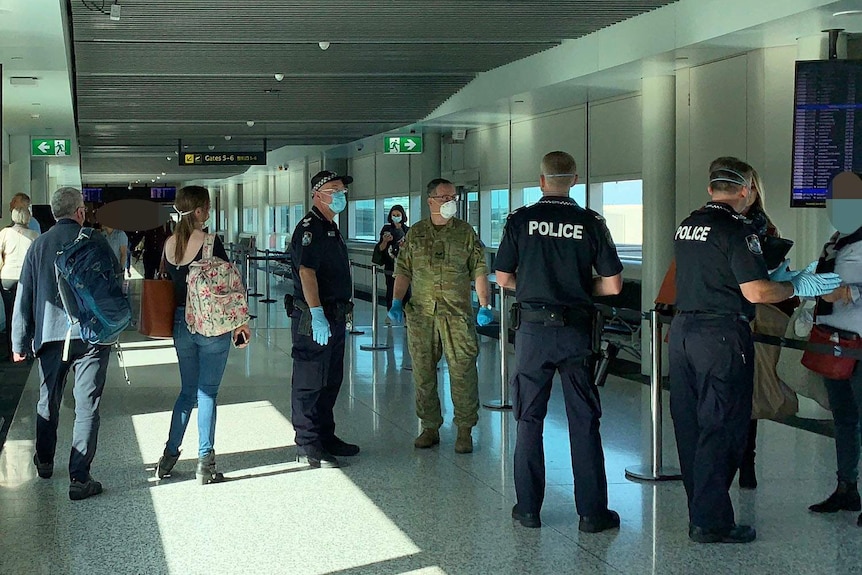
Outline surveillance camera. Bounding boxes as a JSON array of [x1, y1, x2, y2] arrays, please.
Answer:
[[274, 73, 284, 82], [410, 129, 416, 134], [357, 143, 364, 151], [318, 41, 330, 51]]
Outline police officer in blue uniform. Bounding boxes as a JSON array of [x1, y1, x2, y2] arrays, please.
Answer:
[[495, 151, 624, 531], [288, 170, 359, 468], [671, 157, 842, 543]]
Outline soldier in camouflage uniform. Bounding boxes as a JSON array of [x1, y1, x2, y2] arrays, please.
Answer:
[[388, 178, 494, 454]]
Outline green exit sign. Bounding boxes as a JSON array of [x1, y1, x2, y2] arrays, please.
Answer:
[[384, 136, 423, 154], [32, 138, 72, 157]]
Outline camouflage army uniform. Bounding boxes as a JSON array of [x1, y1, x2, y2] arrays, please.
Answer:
[[394, 217, 487, 430]]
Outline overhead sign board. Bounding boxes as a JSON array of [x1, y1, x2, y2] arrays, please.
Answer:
[[384, 136, 423, 154], [179, 152, 266, 166], [32, 138, 72, 157]]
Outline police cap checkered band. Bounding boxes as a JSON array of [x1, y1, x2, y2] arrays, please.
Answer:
[[311, 170, 354, 192]]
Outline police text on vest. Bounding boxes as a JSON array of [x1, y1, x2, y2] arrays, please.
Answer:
[[528, 221, 584, 239], [675, 225, 711, 241]]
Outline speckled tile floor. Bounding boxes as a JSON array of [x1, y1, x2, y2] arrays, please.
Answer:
[[1, 288, 860, 575]]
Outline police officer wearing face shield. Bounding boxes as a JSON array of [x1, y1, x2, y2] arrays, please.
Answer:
[[288, 170, 359, 469], [670, 157, 842, 544], [495, 151, 624, 532]]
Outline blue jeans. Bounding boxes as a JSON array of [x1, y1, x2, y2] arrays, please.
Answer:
[[824, 362, 862, 483], [166, 308, 231, 458]]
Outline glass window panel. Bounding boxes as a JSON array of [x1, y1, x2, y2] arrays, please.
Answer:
[[600, 179, 643, 257], [466, 191, 480, 234], [349, 199, 377, 240], [489, 189, 509, 247]]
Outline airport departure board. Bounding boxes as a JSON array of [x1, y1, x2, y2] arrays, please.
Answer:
[[791, 60, 862, 208]]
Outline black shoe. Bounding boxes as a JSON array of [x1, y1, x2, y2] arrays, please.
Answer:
[[322, 436, 360, 457], [69, 475, 103, 501], [579, 509, 620, 533], [33, 453, 53, 479], [512, 505, 541, 528], [297, 444, 340, 469], [809, 481, 861, 513], [738, 461, 757, 489], [689, 524, 756, 544]]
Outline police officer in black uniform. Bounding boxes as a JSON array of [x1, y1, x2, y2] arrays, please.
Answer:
[[671, 157, 841, 544], [288, 170, 359, 468], [495, 151, 624, 531]]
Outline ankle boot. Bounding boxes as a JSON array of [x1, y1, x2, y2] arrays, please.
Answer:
[[196, 451, 226, 485], [454, 427, 473, 454], [414, 428, 440, 449], [156, 448, 180, 479], [809, 481, 861, 513]]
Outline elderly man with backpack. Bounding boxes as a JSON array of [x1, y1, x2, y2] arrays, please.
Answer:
[[12, 187, 127, 500]]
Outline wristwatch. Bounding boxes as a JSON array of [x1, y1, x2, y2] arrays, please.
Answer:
[[482, 304, 493, 310]]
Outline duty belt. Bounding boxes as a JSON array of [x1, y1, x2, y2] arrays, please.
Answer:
[[676, 311, 750, 323], [518, 304, 592, 327]]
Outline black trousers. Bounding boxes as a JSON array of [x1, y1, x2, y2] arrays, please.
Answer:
[[669, 314, 754, 530], [290, 311, 346, 448], [0, 280, 16, 359], [511, 321, 608, 517], [35, 341, 111, 482]]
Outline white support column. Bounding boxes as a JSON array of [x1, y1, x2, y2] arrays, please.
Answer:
[[640, 75, 676, 375]]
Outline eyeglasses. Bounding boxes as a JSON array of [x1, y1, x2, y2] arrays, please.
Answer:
[[430, 194, 459, 203], [319, 187, 348, 195]]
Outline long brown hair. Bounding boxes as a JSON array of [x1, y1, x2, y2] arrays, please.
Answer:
[[173, 186, 210, 262]]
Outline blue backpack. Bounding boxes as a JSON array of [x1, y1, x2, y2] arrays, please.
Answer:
[[55, 227, 132, 356]]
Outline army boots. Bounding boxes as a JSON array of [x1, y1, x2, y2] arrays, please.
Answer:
[[414, 428, 440, 449], [454, 427, 473, 454]]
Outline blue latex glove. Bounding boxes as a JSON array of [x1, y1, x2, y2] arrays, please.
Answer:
[[770, 260, 816, 283], [477, 307, 494, 326], [790, 271, 843, 298], [388, 299, 405, 324], [309, 306, 331, 346]]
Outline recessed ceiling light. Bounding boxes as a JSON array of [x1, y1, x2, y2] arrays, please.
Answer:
[[166, 156, 172, 160], [30, 113, 40, 119], [833, 10, 862, 17], [156, 176, 161, 180], [246, 121, 255, 127], [224, 135, 232, 141], [161, 172, 166, 176], [151, 179, 156, 182]]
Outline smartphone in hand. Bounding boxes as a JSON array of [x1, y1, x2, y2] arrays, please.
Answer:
[[233, 332, 247, 348]]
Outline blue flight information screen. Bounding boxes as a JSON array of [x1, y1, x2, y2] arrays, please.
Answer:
[[791, 60, 862, 208]]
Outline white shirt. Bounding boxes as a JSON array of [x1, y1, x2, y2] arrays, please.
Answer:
[[0, 224, 39, 282]]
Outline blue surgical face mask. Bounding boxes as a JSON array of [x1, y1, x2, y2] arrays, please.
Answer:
[[391, 215, 402, 224], [327, 191, 347, 214]]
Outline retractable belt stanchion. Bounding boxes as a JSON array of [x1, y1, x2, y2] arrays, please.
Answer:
[[625, 309, 681, 481], [348, 260, 365, 335], [484, 284, 512, 410], [360, 264, 391, 351], [242, 249, 257, 320], [260, 250, 276, 304]]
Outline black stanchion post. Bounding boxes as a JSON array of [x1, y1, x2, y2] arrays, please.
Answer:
[[260, 249, 276, 304], [360, 264, 390, 351], [484, 285, 512, 410], [625, 309, 681, 481], [348, 260, 365, 335]]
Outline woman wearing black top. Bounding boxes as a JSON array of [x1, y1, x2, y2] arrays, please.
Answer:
[[154, 186, 251, 485], [373, 204, 410, 315]]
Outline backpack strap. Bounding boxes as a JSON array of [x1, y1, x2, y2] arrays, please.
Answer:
[[202, 233, 215, 260]]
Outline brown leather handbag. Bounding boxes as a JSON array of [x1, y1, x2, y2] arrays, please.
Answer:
[[139, 253, 176, 338]]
